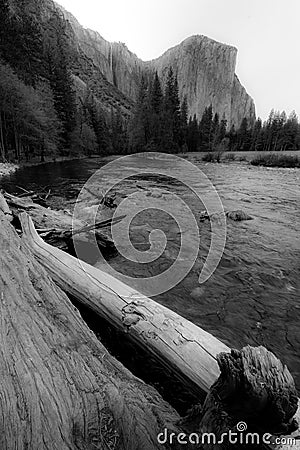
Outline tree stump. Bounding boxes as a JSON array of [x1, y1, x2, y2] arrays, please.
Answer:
[[181, 346, 299, 449]]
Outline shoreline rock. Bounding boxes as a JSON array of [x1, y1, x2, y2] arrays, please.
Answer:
[[0, 163, 19, 178]]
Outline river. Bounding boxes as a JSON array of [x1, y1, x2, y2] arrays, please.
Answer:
[[1, 154, 299, 395]]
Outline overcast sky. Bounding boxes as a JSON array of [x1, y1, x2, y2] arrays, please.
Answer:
[[57, 0, 300, 121]]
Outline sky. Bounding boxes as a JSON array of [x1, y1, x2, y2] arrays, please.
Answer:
[[56, 0, 300, 121]]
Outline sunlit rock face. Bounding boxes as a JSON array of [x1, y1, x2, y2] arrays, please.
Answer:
[[150, 35, 256, 127], [231, 74, 256, 128], [46, 1, 256, 126]]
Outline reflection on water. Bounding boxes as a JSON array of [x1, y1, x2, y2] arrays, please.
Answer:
[[2, 154, 299, 391]]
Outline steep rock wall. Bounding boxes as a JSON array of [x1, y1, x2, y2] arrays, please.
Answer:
[[231, 74, 256, 128], [151, 36, 233, 126], [54, 2, 256, 127]]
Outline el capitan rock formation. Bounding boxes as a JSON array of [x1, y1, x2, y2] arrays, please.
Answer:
[[58, 2, 255, 128], [149, 35, 256, 128], [8, 0, 256, 128]]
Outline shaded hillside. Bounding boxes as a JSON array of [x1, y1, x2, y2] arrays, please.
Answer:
[[0, 0, 120, 161]]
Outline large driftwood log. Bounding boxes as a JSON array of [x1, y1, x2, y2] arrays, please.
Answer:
[[20, 212, 230, 396], [181, 346, 299, 449], [3, 192, 114, 252], [0, 209, 184, 449]]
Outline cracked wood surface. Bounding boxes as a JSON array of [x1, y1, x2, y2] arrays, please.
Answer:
[[20, 212, 230, 396], [0, 209, 182, 450]]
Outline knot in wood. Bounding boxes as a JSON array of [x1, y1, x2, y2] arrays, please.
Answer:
[[122, 303, 146, 330]]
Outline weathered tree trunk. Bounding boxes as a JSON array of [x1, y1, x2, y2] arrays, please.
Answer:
[[20, 211, 230, 397], [181, 346, 299, 449], [0, 209, 183, 450]]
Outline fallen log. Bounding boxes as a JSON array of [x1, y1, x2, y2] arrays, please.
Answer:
[[71, 214, 126, 237], [0, 209, 183, 449], [16, 186, 50, 206], [3, 192, 115, 252], [19, 212, 300, 449], [20, 211, 230, 396]]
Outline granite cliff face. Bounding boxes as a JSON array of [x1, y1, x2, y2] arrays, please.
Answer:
[[150, 36, 256, 128], [58, 2, 255, 127], [231, 75, 256, 128]]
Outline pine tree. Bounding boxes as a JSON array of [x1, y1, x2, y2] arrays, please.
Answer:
[[163, 67, 175, 151], [128, 76, 149, 152], [111, 107, 128, 154], [211, 112, 220, 149], [0, 60, 61, 162], [163, 67, 181, 152], [228, 124, 237, 151], [263, 109, 275, 151], [43, 11, 76, 152], [0, 0, 11, 60], [83, 90, 111, 154], [172, 77, 182, 148], [282, 111, 299, 150], [150, 72, 163, 114], [237, 117, 251, 150], [92, 107, 111, 154], [199, 105, 213, 151], [180, 96, 188, 150], [250, 118, 263, 151], [147, 71, 164, 150], [187, 115, 199, 152], [219, 117, 227, 142]]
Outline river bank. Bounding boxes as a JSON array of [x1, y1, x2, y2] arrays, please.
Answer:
[[2, 151, 300, 180], [0, 157, 86, 179], [0, 154, 120, 180]]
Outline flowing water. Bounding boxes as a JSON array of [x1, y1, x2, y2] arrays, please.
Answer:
[[2, 154, 300, 393]]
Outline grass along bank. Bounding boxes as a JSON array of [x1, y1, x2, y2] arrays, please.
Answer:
[[250, 153, 300, 168], [198, 150, 300, 167]]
